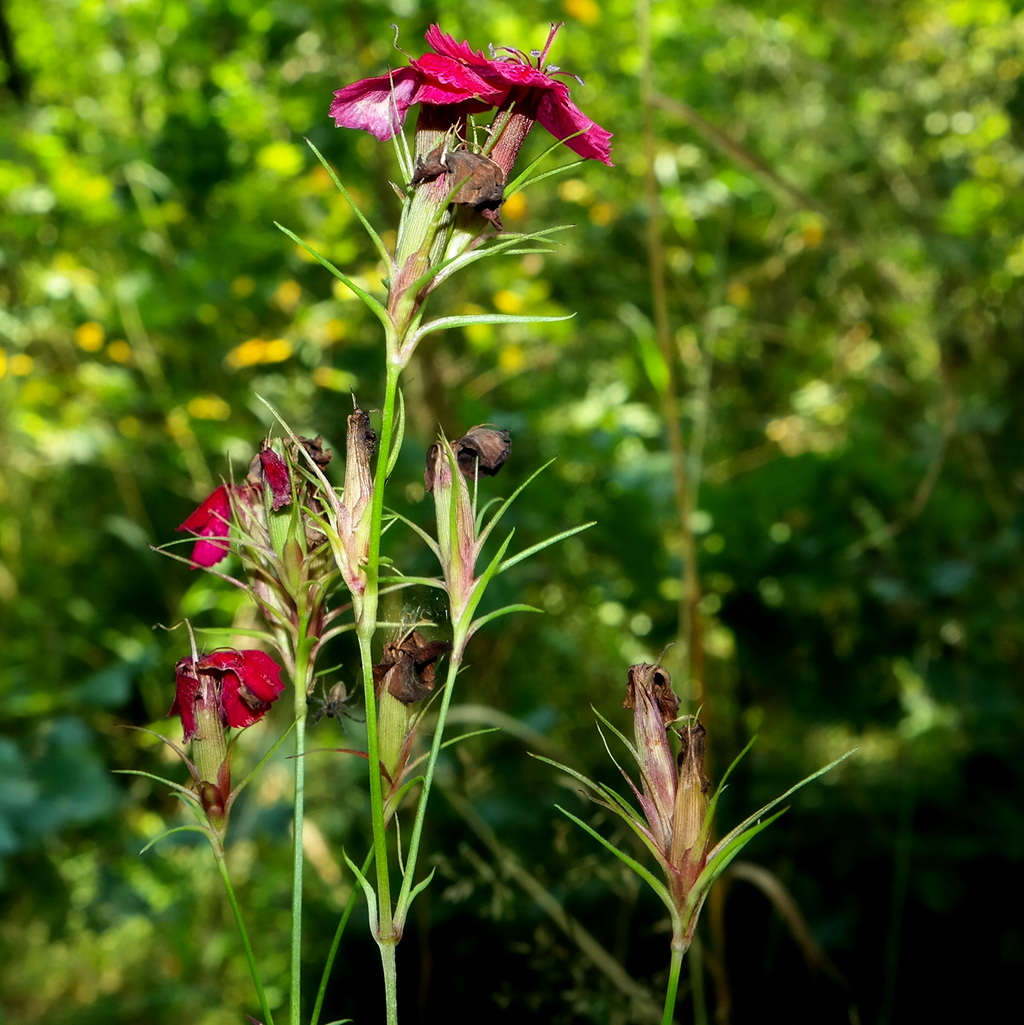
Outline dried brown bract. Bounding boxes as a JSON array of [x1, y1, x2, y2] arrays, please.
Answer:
[[624, 662, 680, 726], [424, 425, 511, 492], [373, 629, 453, 704], [411, 146, 505, 230]]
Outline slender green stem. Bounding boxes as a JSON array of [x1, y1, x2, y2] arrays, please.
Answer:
[[214, 847, 275, 1025], [394, 647, 464, 924], [357, 355, 403, 1024], [662, 941, 686, 1025], [289, 608, 314, 1025], [310, 847, 376, 1025]]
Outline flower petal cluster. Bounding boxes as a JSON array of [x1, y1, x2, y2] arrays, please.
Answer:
[[330, 24, 612, 165], [176, 484, 245, 568], [620, 664, 711, 910], [171, 649, 285, 741], [175, 446, 298, 568]]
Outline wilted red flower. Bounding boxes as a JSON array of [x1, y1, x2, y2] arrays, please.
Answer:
[[330, 23, 612, 166], [256, 447, 292, 510], [176, 483, 246, 568], [170, 649, 285, 741]]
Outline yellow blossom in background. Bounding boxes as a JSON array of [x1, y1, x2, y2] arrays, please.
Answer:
[[9, 354, 33, 376], [187, 395, 232, 420], [231, 275, 256, 297], [726, 282, 751, 307], [274, 280, 302, 313], [499, 343, 525, 373], [558, 178, 592, 204], [118, 416, 141, 438], [74, 322, 105, 352], [226, 338, 294, 369], [312, 366, 358, 392], [107, 341, 132, 364], [501, 191, 527, 222], [564, 0, 601, 25], [493, 289, 523, 314]]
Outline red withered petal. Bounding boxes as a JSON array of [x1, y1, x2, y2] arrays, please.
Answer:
[[176, 483, 241, 567], [258, 448, 292, 510]]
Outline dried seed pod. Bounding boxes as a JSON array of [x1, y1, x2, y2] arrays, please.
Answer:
[[624, 662, 680, 725], [424, 425, 512, 493], [372, 629, 452, 704], [411, 145, 505, 230], [454, 425, 511, 480]]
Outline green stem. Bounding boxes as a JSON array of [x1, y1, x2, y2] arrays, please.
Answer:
[[660, 930, 692, 1025], [289, 609, 314, 1025], [394, 647, 463, 926], [214, 846, 275, 1025], [310, 847, 376, 1025], [357, 355, 403, 1024], [661, 941, 686, 1025]]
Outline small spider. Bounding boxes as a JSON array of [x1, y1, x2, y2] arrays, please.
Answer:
[[308, 680, 363, 728]]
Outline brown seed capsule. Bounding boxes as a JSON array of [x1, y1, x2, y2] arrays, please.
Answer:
[[624, 662, 680, 725], [424, 426, 511, 493], [372, 629, 452, 704], [411, 146, 505, 230], [454, 425, 511, 480]]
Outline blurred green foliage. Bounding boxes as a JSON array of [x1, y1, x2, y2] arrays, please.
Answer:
[[2, 0, 1022, 1022]]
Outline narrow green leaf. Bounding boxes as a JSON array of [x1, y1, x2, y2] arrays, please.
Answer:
[[388, 509, 442, 559], [412, 312, 574, 347], [428, 225, 571, 288], [499, 521, 596, 574], [439, 727, 502, 750], [712, 749, 856, 856], [304, 138, 393, 268], [476, 459, 557, 551], [687, 811, 788, 915], [504, 128, 588, 195], [139, 823, 211, 854], [275, 223, 391, 327], [386, 389, 406, 478], [113, 768, 197, 799], [467, 603, 542, 636], [557, 805, 676, 916], [395, 867, 437, 930], [378, 574, 446, 591], [342, 849, 379, 938], [461, 530, 515, 625]]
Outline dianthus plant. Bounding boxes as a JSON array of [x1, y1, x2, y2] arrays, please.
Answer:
[[128, 22, 613, 1025]]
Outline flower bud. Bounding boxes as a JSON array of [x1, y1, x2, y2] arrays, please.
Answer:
[[669, 715, 710, 868], [624, 663, 679, 852]]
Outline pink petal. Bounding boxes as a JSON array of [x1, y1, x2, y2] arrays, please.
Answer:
[[329, 66, 422, 140], [205, 649, 285, 730], [535, 86, 614, 165], [412, 53, 503, 105], [176, 484, 239, 567], [423, 24, 490, 64], [169, 658, 201, 740]]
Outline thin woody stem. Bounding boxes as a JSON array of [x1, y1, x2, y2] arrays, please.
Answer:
[[394, 646, 464, 927], [289, 605, 314, 1025], [357, 353, 402, 1024], [214, 848, 275, 1025]]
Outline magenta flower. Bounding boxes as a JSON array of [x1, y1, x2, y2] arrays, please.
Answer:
[[176, 483, 245, 568], [330, 23, 612, 166], [170, 649, 285, 741]]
